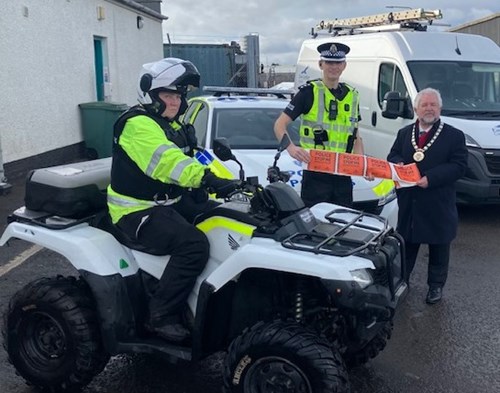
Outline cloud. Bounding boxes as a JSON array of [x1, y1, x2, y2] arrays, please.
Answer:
[[161, 1, 499, 65]]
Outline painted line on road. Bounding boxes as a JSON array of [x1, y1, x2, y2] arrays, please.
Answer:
[[0, 245, 43, 277]]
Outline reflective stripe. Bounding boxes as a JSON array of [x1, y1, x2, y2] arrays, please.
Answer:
[[196, 217, 255, 237], [169, 157, 195, 184], [372, 179, 395, 197], [351, 93, 360, 126], [136, 215, 149, 239], [108, 194, 182, 208], [317, 84, 326, 123], [302, 119, 325, 128], [300, 139, 347, 150], [145, 145, 196, 184], [146, 145, 171, 177]]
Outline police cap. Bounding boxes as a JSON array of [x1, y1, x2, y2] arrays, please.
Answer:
[[317, 42, 350, 62]]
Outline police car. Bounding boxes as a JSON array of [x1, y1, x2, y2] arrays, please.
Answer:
[[183, 86, 398, 227]]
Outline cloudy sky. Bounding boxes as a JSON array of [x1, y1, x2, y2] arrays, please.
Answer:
[[160, 1, 499, 65]]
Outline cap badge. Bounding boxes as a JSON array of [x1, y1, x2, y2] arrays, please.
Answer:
[[329, 44, 338, 53]]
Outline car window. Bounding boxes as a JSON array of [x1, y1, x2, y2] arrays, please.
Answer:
[[183, 101, 209, 147], [212, 107, 300, 149]]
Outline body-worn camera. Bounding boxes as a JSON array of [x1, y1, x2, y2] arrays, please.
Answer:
[[328, 100, 338, 120]]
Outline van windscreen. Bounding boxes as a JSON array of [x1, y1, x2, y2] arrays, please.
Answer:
[[408, 61, 500, 115]]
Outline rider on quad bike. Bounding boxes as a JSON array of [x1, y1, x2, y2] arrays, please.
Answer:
[[107, 57, 238, 342]]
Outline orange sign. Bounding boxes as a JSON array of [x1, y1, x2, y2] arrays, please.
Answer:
[[366, 157, 393, 179], [337, 153, 365, 176], [393, 163, 421, 183], [308, 150, 337, 174], [306, 150, 421, 185]]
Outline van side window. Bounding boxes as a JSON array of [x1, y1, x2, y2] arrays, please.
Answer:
[[378, 63, 409, 108]]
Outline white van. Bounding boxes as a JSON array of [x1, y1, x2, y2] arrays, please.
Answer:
[[295, 13, 500, 204]]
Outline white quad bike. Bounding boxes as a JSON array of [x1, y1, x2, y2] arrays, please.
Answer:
[[1, 136, 407, 393]]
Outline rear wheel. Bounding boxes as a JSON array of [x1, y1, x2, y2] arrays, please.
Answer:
[[223, 320, 350, 393], [2, 276, 109, 391]]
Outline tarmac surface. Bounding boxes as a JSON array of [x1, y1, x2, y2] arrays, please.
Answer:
[[1, 174, 500, 393]]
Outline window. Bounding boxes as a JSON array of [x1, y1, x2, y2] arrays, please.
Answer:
[[183, 101, 209, 146], [212, 107, 300, 149], [408, 61, 500, 113], [378, 63, 409, 107]]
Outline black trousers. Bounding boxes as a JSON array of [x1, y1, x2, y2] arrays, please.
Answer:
[[301, 170, 353, 208], [116, 194, 217, 327], [405, 242, 451, 288]]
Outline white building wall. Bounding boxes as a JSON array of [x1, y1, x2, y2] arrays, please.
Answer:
[[0, 0, 164, 164]]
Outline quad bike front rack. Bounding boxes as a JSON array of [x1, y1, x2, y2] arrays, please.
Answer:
[[281, 207, 391, 257]]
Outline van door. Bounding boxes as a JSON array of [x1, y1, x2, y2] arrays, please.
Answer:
[[363, 62, 413, 160]]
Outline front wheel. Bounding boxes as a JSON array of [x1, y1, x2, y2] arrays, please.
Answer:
[[2, 276, 110, 391], [223, 320, 350, 393], [344, 322, 393, 368]]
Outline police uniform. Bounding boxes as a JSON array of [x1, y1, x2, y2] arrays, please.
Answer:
[[284, 42, 361, 208], [107, 105, 215, 332]]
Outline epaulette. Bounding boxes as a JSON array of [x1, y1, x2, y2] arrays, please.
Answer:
[[341, 82, 358, 93], [298, 79, 320, 90]]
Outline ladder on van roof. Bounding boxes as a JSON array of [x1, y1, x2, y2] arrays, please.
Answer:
[[315, 7, 443, 35]]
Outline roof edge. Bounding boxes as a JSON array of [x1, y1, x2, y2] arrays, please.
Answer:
[[109, 0, 168, 20], [448, 12, 500, 32]]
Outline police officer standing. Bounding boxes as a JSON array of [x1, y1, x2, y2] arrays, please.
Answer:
[[107, 58, 238, 342], [274, 42, 366, 207]]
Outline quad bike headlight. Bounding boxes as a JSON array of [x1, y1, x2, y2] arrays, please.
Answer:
[[350, 269, 373, 289]]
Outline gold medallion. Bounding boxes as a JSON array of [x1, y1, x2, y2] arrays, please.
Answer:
[[411, 121, 444, 163], [413, 150, 425, 162]]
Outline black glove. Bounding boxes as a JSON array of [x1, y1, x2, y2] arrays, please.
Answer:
[[185, 123, 198, 151], [201, 170, 239, 198], [267, 166, 280, 183]]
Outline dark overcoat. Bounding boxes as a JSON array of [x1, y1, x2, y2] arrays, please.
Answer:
[[387, 121, 468, 244]]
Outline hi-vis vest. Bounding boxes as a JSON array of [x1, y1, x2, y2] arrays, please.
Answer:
[[107, 106, 206, 224], [299, 80, 359, 152]]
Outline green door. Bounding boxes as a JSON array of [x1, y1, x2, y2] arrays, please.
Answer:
[[94, 38, 104, 101]]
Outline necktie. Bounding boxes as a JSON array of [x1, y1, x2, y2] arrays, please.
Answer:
[[418, 130, 428, 148]]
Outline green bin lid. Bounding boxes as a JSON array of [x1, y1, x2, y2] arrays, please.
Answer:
[[79, 102, 129, 111]]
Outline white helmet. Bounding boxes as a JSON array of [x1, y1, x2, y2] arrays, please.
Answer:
[[137, 57, 200, 115]]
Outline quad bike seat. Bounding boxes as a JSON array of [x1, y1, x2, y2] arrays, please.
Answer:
[[91, 211, 168, 256]]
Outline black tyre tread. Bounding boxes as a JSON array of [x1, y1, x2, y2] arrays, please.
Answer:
[[344, 322, 393, 368], [223, 320, 350, 393], [2, 276, 109, 391]]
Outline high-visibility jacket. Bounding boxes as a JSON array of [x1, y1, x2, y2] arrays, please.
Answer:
[[107, 106, 206, 224], [299, 80, 359, 152]]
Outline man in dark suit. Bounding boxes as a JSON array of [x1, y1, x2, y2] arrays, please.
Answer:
[[387, 88, 468, 304]]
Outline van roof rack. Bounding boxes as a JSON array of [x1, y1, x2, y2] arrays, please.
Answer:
[[203, 86, 295, 99], [313, 8, 443, 36]]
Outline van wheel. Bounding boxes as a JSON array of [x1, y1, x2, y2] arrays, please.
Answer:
[[344, 322, 392, 368], [223, 320, 350, 393], [2, 276, 109, 391]]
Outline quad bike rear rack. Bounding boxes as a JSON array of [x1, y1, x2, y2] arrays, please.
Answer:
[[282, 208, 391, 257], [7, 206, 96, 230]]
